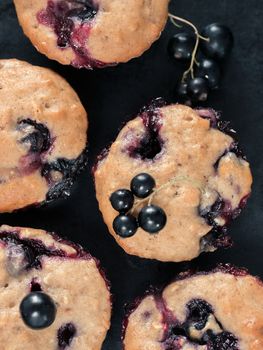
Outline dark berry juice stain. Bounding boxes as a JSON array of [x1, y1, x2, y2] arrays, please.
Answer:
[[30, 278, 42, 292], [41, 147, 88, 201], [127, 99, 166, 161], [58, 323, 77, 349], [37, 0, 109, 68], [19, 119, 51, 154], [18, 119, 52, 174], [0, 231, 65, 270], [156, 297, 238, 350], [199, 193, 250, 252], [18, 118, 88, 202], [0, 230, 92, 271]]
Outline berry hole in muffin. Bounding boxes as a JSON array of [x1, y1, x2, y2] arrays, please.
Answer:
[[127, 107, 164, 161], [30, 279, 42, 292], [58, 323, 77, 349]]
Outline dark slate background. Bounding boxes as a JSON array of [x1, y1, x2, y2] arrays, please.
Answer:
[[0, 1, 262, 349]]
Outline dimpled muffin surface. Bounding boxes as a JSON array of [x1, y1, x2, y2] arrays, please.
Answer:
[[0, 59, 88, 212], [0, 225, 111, 350], [123, 266, 263, 350], [14, 0, 169, 68], [94, 103, 252, 262]]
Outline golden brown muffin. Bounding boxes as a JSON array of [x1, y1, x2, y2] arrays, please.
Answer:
[[94, 102, 252, 262], [0, 225, 111, 350], [123, 266, 263, 350], [14, 0, 169, 68], [0, 59, 88, 212]]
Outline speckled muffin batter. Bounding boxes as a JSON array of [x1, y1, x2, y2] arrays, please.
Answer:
[[0, 225, 111, 350], [94, 102, 252, 262], [123, 265, 263, 350], [0, 59, 88, 213], [14, 0, 169, 68]]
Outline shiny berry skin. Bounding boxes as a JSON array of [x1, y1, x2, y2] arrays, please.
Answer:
[[110, 189, 134, 213], [175, 82, 192, 105], [201, 23, 234, 60], [168, 32, 195, 61], [138, 205, 167, 234], [20, 292, 57, 329], [196, 58, 221, 89], [113, 215, 138, 238], [187, 77, 209, 102], [131, 173, 156, 198]]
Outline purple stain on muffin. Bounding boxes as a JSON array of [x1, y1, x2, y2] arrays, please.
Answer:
[[37, 0, 109, 68], [122, 267, 244, 350], [16, 116, 88, 203], [125, 98, 166, 161], [58, 323, 77, 349]]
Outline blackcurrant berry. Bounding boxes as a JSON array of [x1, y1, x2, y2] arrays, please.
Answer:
[[130, 173, 155, 198], [196, 58, 221, 89], [175, 82, 192, 105], [187, 77, 209, 102], [138, 205, 167, 234], [168, 32, 195, 61], [20, 292, 57, 329], [113, 214, 138, 238], [201, 23, 234, 61], [110, 189, 134, 213]]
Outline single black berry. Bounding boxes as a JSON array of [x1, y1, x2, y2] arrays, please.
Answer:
[[131, 173, 155, 198], [175, 82, 192, 105], [196, 58, 221, 89], [201, 23, 234, 61], [110, 189, 134, 213], [113, 215, 138, 238], [20, 292, 57, 329], [168, 32, 195, 61], [187, 77, 209, 102], [138, 205, 167, 233]]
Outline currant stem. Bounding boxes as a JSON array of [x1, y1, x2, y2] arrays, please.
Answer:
[[168, 13, 209, 81], [131, 175, 204, 213]]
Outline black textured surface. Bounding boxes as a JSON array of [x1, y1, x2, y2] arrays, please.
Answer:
[[0, 1, 262, 349]]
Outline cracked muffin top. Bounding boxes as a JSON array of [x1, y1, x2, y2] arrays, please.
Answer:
[[0, 225, 111, 350], [123, 265, 263, 350], [94, 102, 252, 262], [0, 59, 88, 212], [14, 0, 169, 68]]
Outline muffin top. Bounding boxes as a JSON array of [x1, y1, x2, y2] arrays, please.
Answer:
[[14, 0, 169, 68], [0, 59, 88, 212], [0, 225, 111, 350], [94, 103, 252, 262], [124, 266, 263, 350]]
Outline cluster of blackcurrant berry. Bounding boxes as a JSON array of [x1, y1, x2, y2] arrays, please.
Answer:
[[110, 173, 167, 238], [168, 14, 234, 105]]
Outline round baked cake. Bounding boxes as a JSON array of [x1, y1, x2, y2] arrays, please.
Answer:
[[0, 59, 88, 213], [14, 0, 169, 68], [0, 225, 111, 349], [94, 102, 252, 262], [123, 265, 263, 350]]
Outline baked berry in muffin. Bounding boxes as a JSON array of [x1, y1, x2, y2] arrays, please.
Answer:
[[14, 0, 169, 68], [0, 225, 111, 349], [94, 101, 252, 262], [123, 265, 263, 350], [0, 59, 88, 213]]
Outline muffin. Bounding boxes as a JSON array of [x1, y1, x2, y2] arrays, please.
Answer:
[[0, 59, 88, 213], [94, 102, 252, 262], [0, 225, 111, 349], [123, 265, 263, 350], [14, 0, 169, 68]]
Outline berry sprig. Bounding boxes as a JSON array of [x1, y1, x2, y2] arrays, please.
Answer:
[[110, 173, 167, 238], [110, 173, 204, 238], [167, 13, 234, 105]]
